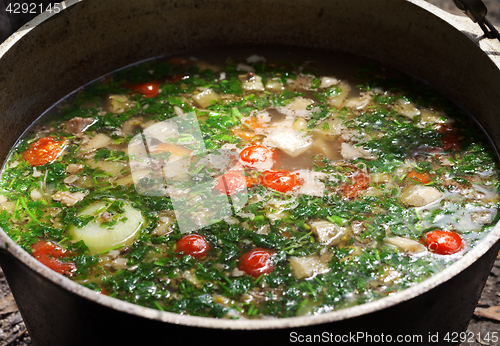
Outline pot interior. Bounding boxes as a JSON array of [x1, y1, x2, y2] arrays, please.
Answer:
[[1, 0, 500, 163]]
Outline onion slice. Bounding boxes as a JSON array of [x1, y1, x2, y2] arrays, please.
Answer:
[[69, 200, 143, 254]]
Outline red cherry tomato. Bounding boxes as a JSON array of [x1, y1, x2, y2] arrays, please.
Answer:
[[261, 170, 302, 193], [343, 170, 370, 198], [167, 73, 189, 84], [22, 136, 66, 166], [240, 145, 275, 168], [239, 248, 275, 278], [435, 125, 460, 151], [215, 171, 252, 195], [175, 234, 211, 259], [126, 81, 161, 98], [440, 134, 460, 151], [31, 240, 76, 277], [424, 230, 464, 255]]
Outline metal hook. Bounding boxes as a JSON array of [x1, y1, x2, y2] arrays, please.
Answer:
[[453, 0, 500, 41]]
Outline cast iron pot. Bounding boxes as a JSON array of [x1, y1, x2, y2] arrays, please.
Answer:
[[1, 1, 500, 345]]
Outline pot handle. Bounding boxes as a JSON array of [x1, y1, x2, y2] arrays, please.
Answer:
[[453, 0, 500, 41]]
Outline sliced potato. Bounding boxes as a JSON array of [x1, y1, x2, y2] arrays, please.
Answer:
[[114, 174, 134, 186], [289, 255, 329, 280], [265, 78, 284, 93], [277, 97, 314, 119], [399, 185, 443, 207], [393, 99, 420, 119], [326, 81, 351, 108], [106, 94, 132, 113], [85, 159, 127, 175], [239, 74, 265, 91], [419, 110, 449, 125], [192, 88, 221, 108], [263, 123, 313, 157], [81, 133, 113, 153], [313, 116, 346, 137]]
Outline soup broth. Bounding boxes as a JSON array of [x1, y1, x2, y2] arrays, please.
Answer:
[[1, 47, 499, 319]]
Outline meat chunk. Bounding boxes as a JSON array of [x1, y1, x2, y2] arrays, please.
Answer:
[[385, 236, 427, 254], [66, 163, 84, 174], [52, 191, 86, 206], [310, 220, 351, 246], [65, 117, 94, 134], [121, 117, 144, 136], [289, 75, 314, 91]]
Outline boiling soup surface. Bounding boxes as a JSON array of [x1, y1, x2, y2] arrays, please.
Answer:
[[1, 48, 499, 318]]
